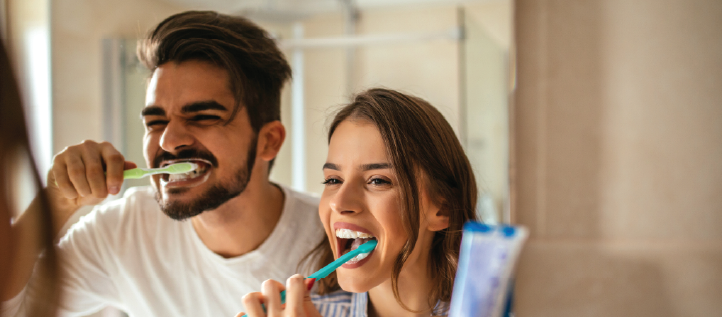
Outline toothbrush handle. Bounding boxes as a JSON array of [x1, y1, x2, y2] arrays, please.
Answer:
[[122, 168, 147, 179]]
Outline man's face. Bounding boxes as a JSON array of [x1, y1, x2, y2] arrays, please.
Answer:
[[142, 60, 257, 220]]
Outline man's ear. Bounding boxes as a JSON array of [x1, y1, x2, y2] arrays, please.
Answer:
[[257, 121, 286, 162], [426, 199, 450, 232]]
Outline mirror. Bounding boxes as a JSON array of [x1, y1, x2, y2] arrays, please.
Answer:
[[102, 0, 513, 225]]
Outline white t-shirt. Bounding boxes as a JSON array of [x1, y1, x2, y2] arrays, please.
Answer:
[[3, 185, 325, 317]]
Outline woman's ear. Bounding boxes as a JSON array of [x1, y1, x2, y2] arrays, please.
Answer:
[[425, 199, 450, 232], [257, 121, 286, 162]]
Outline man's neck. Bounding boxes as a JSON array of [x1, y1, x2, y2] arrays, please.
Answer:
[[190, 181, 285, 258]]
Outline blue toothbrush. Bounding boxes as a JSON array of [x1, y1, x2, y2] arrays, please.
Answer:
[[276, 240, 377, 307], [241, 240, 378, 317], [243, 240, 377, 316]]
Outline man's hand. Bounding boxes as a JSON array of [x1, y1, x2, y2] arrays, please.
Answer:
[[47, 140, 136, 231]]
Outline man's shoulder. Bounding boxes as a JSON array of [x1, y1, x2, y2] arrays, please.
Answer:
[[61, 186, 162, 241], [284, 187, 320, 212]]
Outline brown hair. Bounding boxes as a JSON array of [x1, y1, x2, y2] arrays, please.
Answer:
[[137, 11, 292, 135], [306, 88, 478, 312], [0, 42, 59, 316]]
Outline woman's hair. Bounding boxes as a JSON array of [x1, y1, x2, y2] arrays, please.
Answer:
[[0, 42, 59, 316], [305, 88, 479, 312]]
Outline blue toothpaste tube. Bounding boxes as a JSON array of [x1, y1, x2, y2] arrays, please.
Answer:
[[449, 222, 528, 317]]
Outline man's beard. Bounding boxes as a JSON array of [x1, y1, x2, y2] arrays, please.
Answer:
[[154, 137, 257, 220]]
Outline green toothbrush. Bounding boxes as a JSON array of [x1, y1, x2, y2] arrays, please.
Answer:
[[121, 162, 199, 179]]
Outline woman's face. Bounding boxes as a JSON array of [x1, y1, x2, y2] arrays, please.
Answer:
[[319, 119, 438, 293]]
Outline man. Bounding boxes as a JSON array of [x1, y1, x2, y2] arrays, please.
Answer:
[[2, 11, 324, 316]]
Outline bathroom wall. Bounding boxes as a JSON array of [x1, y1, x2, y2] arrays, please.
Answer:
[[513, 0, 722, 315], [49, 0, 188, 154]]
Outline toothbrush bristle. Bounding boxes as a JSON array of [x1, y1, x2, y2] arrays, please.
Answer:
[[167, 162, 195, 174]]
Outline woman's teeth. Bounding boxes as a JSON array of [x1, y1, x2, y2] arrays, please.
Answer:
[[336, 228, 376, 263], [336, 228, 374, 239], [348, 251, 370, 263]]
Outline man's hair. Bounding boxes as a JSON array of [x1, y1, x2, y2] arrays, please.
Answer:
[[137, 11, 292, 134]]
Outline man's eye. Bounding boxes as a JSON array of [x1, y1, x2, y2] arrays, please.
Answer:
[[146, 120, 168, 127], [191, 115, 221, 121], [322, 178, 342, 185]]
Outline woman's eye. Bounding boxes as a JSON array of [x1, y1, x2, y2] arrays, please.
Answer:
[[322, 178, 342, 185], [369, 178, 391, 186]]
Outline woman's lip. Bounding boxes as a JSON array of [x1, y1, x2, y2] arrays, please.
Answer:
[[332, 222, 378, 262], [333, 222, 373, 234]]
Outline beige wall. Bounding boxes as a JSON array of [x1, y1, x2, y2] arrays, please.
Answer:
[[513, 0, 722, 316], [51, 0, 188, 154]]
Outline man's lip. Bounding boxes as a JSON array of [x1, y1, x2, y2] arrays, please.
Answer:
[[333, 222, 374, 235], [160, 170, 211, 189]]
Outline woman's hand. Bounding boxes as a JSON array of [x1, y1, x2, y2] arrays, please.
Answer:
[[237, 274, 320, 317]]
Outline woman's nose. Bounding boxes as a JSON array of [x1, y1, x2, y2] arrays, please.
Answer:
[[329, 183, 363, 215], [159, 120, 194, 153]]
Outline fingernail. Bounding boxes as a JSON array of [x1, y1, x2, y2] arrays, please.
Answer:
[[109, 186, 119, 195], [307, 278, 316, 291]]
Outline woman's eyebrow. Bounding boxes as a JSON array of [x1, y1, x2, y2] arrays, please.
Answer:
[[361, 163, 391, 171], [323, 163, 340, 171]]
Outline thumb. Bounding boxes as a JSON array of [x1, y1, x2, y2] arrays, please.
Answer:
[[124, 161, 138, 170]]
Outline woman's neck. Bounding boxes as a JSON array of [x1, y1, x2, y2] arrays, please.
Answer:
[[367, 265, 436, 317], [367, 242, 437, 317]]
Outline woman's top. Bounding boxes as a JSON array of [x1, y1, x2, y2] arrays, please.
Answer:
[[311, 289, 449, 317]]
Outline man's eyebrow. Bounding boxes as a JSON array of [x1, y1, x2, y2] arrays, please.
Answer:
[[141, 106, 165, 117], [181, 101, 228, 113], [323, 163, 340, 171], [361, 163, 391, 171]]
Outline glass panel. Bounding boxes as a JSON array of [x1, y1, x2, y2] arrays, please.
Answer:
[[463, 11, 509, 224]]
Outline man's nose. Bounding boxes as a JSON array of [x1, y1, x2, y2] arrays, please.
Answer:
[[160, 120, 194, 153], [329, 182, 364, 215]]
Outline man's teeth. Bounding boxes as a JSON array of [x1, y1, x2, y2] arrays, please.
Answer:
[[167, 165, 207, 182], [335, 228, 375, 239]]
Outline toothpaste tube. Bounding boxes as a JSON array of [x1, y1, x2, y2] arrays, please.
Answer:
[[449, 222, 528, 317]]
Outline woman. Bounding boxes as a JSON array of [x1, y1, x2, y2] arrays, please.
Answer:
[[241, 88, 478, 317], [0, 41, 59, 317]]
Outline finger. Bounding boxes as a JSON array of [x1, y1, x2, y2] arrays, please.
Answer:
[[242, 292, 266, 317], [100, 143, 125, 195], [285, 274, 306, 316], [65, 154, 92, 197], [81, 146, 108, 198], [235, 312, 246, 317], [261, 279, 285, 316], [303, 279, 321, 317], [51, 160, 78, 199]]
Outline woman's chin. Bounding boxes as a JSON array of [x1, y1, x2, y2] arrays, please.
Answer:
[[337, 277, 375, 293]]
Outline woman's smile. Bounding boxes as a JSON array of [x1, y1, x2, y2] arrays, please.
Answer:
[[333, 222, 378, 268]]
